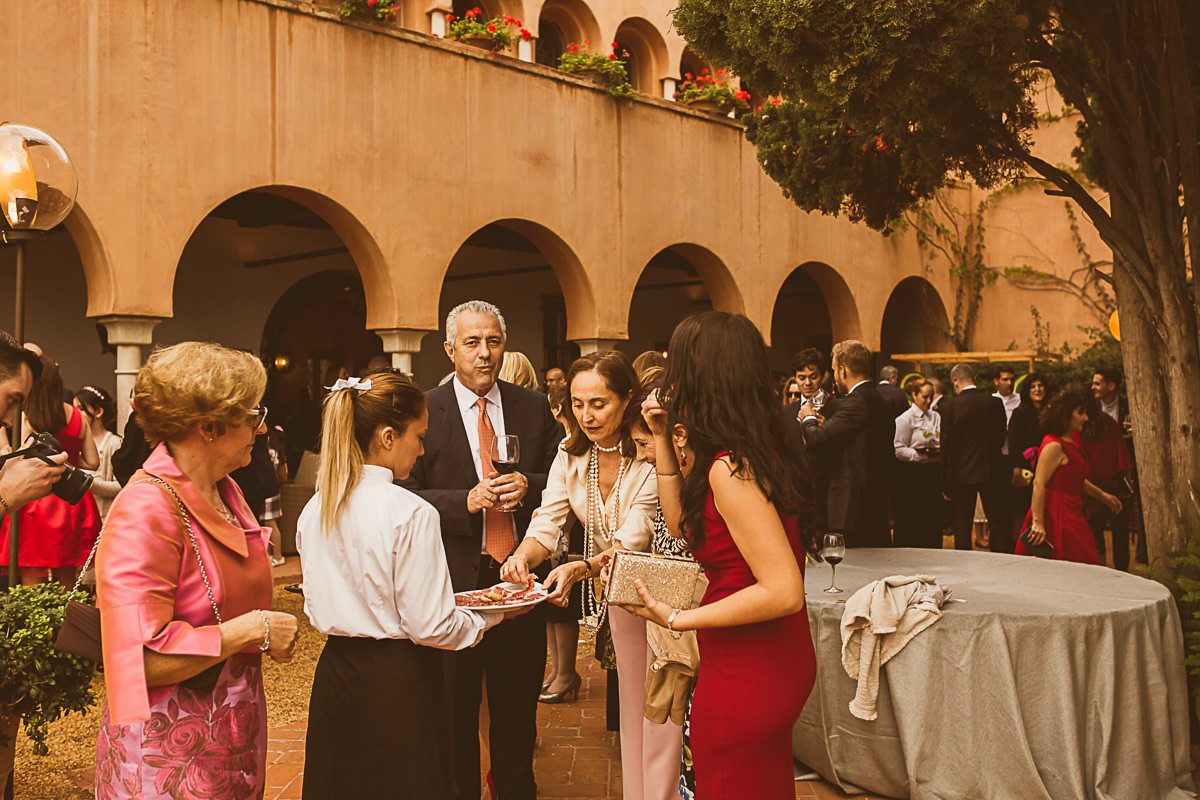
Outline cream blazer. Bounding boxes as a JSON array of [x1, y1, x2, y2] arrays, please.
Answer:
[[525, 446, 658, 555]]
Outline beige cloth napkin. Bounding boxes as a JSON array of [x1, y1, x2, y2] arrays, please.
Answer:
[[840, 574, 949, 721]]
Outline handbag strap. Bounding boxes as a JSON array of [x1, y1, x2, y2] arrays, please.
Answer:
[[72, 476, 223, 625]]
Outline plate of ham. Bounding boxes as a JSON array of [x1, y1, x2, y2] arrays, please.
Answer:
[[455, 581, 548, 611]]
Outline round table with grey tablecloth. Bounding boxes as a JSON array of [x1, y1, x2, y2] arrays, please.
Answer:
[[793, 548, 1195, 800]]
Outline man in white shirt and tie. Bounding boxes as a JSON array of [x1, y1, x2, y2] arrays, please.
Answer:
[[992, 366, 1021, 425], [402, 300, 565, 800]]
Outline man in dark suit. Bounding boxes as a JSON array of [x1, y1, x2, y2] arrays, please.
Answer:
[[784, 348, 840, 532], [799, 340, 895, 547], [402, 300, 564, 800], [939, 362, 1013, 552], [877, 365, 911, 417]]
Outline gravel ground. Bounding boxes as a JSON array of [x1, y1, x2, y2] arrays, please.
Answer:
[[13, 586, 323, 800]]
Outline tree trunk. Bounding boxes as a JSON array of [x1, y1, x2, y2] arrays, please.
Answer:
[[1111, 196, 1200, 564], [0, 713, 17, 795]]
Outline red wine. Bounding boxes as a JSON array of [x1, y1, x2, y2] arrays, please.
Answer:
[[493, 461, 520, 476], [823, 554, 843, 567]]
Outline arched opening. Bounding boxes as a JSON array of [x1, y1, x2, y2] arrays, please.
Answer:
[[768, 262, 862, 374], [879, 276, 953, 367], [680, 46, 708, 84], [416, 220, 592, 388], [624, 244, 741, 357], [536, 0, 601, 53], [159, 189, 388, 457], [534, 19, 567, 67], [613, 18, 669, 95], [0, 208, 116, 394], [453, 0, 494, 19]]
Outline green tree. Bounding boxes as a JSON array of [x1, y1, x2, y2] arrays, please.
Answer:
[[673, 0, 1200, 561]]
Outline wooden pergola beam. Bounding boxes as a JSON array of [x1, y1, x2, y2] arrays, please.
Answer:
[[890, 350, 1064, 374]]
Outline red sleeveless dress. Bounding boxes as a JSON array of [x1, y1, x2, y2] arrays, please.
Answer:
[[1, 406, 103, 568], [1015, 434, 1099, 565], [687, 457, 816, 799]]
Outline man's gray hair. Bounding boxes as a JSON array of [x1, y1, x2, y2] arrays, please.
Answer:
[[445, 300, 507, 347], [879, 365, 899, 381], [950, 362, 976, 383]]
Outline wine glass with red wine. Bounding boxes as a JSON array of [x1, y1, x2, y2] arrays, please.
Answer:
[[821, 532, 845, 594], [490, 435, 520, 475]]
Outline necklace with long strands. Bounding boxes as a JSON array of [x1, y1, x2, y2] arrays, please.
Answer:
[[582, 442, 629, 627]]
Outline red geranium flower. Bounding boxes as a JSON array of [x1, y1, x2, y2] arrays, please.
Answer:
[[768, 96, 782, 106], [465, 7, 481, 18], [520, 28, 532, 40], [608, 53, 617, 59], [486, 23, 497, 32], [684, 72, 693, 80], [366, 0, 377, 7], [445, 13, 454, 21], [735, 89, 751, 102]]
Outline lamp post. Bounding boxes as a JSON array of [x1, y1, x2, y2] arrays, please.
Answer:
[[0, 123, 78, 589]]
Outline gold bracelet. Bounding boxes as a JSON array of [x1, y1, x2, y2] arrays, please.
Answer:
[[666, 608, 683, 639], [656, 470, 681, 478], [0, 492, 9, 516]]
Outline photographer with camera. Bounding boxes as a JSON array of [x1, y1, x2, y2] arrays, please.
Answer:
[[0, 332, 68, 527], [0, 350, 102, 587]]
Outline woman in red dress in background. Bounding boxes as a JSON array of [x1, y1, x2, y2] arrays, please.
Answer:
[[0, 354, 102, 585], [1016, 386, 1122, 565], [624, 311, 818, 800]]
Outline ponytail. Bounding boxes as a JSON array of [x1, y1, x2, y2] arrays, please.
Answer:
[[314, 370, 427, 532], [317, 388, 364, 532]]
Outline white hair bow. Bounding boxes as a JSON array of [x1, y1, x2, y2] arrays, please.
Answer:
[[326, 377, 373, 392]]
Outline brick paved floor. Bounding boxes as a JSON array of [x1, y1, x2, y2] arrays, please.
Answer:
[[261, 654, 873, 800]]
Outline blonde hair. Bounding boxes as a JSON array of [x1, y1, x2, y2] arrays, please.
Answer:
[[316, 371, 425, 531], [499, 351, 539, 391], [134, 342, 266, 442], [831, 339, 872, 377]]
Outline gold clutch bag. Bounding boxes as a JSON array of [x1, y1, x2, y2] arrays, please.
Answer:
[[607, 550, 702, 610]]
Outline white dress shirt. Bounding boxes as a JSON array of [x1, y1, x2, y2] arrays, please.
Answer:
[[993, 390, 1021, 424], [893, 405, 941, 462], [297, 465, 495, 648], [451, 376, 507, 553], [524, 448, 658, 555], [1101, 395, 1120, 422]]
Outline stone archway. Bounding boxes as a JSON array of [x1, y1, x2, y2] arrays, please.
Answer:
[[535, 0, 602, 54], [879, 276, 953, 364], [614, 17, 669, 95], [768, 262, 862, 374]]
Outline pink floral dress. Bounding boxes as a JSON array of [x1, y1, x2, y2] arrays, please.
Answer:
[[94, 444, 274, 799]]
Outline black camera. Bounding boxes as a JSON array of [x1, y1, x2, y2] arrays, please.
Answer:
[[14, 432, 94, 505]]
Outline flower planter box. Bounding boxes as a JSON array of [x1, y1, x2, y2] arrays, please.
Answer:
[[571, 67, 607, 87], [459, 34, 497, 51], [686, 99, 730, 116]]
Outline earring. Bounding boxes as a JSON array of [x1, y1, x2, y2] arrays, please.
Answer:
[[679, 450, 688, 469]]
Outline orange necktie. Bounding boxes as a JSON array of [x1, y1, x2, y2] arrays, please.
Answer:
[[477, 397, 516, 561]]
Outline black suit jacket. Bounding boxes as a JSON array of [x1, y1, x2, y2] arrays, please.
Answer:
[[401, 380, 564, 592], [877, 382, 910, 418], [785, 396, 843, 533], [939, 387, 1008, 492], [799, 383, 894, 546]]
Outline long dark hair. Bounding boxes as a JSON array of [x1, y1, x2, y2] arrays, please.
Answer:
[[660, 312, 815, 553], [1081, 392, 1120, 443], [561, 351, 640, 457], [1019, 372, 1051, 409], [25, 355, 66, 435], [75, 385, 117, 433]]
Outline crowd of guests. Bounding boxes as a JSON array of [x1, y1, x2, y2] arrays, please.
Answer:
[[0, 305, 1144, 800]]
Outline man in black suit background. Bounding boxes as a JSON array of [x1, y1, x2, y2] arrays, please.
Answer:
[[785, 348, 840, 532], [877, 365, 911, 417], [402, 300, 564, 800], [799, 340, 895, 547], [939, 362, 1013, 552]]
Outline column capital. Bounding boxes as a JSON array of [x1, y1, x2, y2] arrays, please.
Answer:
[[376, 327, 430, 354], [98, 315, 162, 346], [574, 338, 621, 355]]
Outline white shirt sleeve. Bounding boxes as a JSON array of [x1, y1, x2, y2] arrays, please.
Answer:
[[524, 448, 573, 555], [893, 410, 920, 462], [391, 503, 497, 649]]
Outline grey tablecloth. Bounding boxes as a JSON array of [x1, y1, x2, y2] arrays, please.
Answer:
[[793, 548, 1195, 800]]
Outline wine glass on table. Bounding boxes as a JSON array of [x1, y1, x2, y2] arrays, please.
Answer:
[[490, 435, 521, 510], [821, 532, 845, 594]]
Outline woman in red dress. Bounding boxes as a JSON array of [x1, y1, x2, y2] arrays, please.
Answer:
[[1016, 386, 1122, 564], [624, 311, 818, 800], [0, 354, 102, 585]]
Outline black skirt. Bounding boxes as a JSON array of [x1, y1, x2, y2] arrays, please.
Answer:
[[303, 635, 452, 799]]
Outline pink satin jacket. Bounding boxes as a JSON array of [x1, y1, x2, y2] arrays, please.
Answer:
[[96, 443, 273, 723]]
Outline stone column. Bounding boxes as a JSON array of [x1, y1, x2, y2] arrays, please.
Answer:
[[428, 3, 451, 37], [517, 38, 534, 62], [574, 338, 620, 355], [99, 316, 161, 431], [377, 328, 429, 378], [662, 78, 677, 101]]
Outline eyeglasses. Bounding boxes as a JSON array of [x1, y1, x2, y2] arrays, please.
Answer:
[[786, 391, 803, 400], [247, 406, 269, 430]]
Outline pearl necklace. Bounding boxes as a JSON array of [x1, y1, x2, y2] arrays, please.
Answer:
[[582, 442, 629, 624]]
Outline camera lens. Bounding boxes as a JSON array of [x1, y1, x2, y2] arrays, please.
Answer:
[[52, 464, 94, 505]]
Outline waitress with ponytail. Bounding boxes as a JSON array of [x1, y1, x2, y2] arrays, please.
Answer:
[[297, 372, 518, 799]]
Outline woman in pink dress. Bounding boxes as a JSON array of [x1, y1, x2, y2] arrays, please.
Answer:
[[93, 342, 301, 800], [0, 354, 101, 585], [1017, 386, 1123, 564]]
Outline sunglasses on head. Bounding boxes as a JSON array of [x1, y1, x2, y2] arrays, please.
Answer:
[[247, 405, 269, 430], [786, 391, 802, 399]]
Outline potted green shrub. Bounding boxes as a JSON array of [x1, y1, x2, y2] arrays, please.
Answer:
[[446, 8, 524, 54], [675, 68, 751, 116], [338, 0, 400, 23], [0, 583, 98, 788], [558, 42, 634, 99]]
